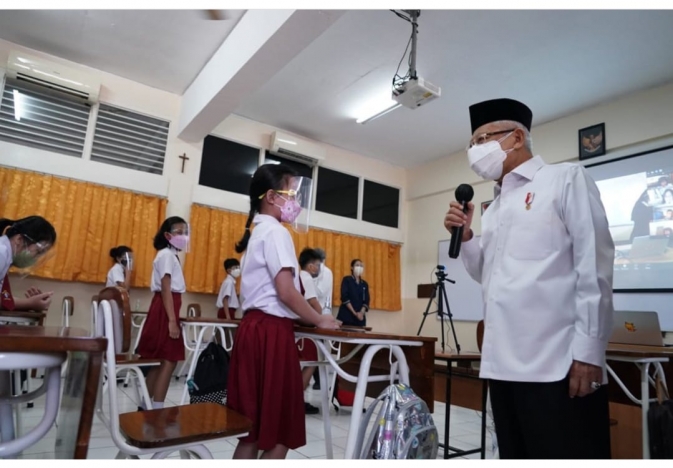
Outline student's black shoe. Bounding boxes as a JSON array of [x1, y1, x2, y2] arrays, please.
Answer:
[[304, 402, 320, 415], [312, 382, 320, 390]]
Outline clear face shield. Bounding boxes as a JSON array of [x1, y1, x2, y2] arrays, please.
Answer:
[[12, 235, 55, 278], [167, 222, 190, 253], [121, 252, 134, 272], [279, 176, 313, 234]]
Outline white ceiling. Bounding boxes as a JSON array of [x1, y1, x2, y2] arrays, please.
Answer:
[[234, 10, 673, 167], [1, 10, 673, 167], [0, 10, 245, 94]]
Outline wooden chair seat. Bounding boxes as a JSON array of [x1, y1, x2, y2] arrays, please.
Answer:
[[115, 355, 162, 366], [118, 403, 252, 449]]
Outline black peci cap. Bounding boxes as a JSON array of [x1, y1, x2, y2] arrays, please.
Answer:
[[469, 98, 533, 134]]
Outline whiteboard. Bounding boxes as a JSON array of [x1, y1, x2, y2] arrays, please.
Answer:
[[437, 239, 484, 322]]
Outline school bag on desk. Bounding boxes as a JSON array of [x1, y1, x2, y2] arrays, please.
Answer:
[[353, 382, 438, 459], [648, 376, 673, 458], [187, 341, 230, 406]]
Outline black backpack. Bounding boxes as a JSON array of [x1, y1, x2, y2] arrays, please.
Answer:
[[188, 341, 230, 406], [649, 378, 673, 459]]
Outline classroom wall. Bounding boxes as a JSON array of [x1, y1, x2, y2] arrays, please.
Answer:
[[404, 80, 673, 349], [0, 39, 408, 332]]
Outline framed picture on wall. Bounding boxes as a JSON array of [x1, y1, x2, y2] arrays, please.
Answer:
[[481, 200, 493, 215], [579, 123, 606, 160]]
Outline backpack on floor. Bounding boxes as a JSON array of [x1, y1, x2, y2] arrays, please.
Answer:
[[354, 383, 438, 459], [649, 377, 673, 459], [188, 341, 230, 406]]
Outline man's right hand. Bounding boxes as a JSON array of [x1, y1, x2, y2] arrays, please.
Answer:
[[444, 201, 475, 242]]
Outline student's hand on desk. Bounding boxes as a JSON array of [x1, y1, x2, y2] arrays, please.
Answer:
[[27, 291, 53, 310], [569, 360, 602, 398], [25, 287, 43, 298], [316, 314, 341, 330]]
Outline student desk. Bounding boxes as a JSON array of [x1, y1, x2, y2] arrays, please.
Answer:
[[434, 352, 487, 459], [0, 325, 106, 458], [178, 317, 238, 405], [606, 343, 673, 459], [295, 327, 436, 459]]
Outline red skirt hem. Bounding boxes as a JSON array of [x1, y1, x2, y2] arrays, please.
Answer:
[[136, 292, 184, 362]]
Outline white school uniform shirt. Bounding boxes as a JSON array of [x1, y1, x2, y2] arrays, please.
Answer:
[[461, 156, 614, 383], [151, 247, 186, 293], [216, 275, 240, 309], [240, 214, 301, 319], [106, 263, 125, 287], [299, 270, 318, 301], [315, 264, 333, 314], [0, 235, 12, 285]]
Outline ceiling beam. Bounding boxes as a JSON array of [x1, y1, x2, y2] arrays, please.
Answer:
[[177, 9, 344, 142]]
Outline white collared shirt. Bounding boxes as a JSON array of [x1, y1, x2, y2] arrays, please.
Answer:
[[240, 214, 301, 319], [151, 247, 186, 293], [462, 156, 615, 383], [216, 275, 239, 309], [300, 270, 318, 300], [106, 263, 125, 287], [315, 264, 334, 314], [0, 235, 12, 284]]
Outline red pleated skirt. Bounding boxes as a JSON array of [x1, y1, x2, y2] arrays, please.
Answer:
[[217, 307, 237, 320], [136, 292, 184, 362], [227, 309, 306, 450], [297, 338, 318, 362]]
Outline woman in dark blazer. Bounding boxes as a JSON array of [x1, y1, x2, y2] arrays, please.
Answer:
[[336, 259, 370, 327]]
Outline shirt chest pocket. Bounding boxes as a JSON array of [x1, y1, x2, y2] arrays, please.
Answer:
[[506, 211, 558, 261]]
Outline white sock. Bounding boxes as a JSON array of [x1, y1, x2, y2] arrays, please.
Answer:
[[152, 400, 164, 409]]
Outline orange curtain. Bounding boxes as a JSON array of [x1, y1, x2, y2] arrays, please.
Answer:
[[0, 167, 167, 287], [184, 204, 402, 311]]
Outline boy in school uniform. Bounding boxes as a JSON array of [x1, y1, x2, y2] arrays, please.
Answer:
[[217, 258, 241, 319]]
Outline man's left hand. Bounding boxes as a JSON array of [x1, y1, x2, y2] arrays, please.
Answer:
[[569, 360, 602, 398]]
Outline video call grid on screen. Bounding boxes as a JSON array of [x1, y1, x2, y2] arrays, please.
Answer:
[[585, 145, 673, 292]]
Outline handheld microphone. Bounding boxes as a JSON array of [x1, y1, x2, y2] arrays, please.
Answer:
[[449, 184, 474, 259]]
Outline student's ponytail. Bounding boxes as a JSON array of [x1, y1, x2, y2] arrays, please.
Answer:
[[234, 163, 298, 253]]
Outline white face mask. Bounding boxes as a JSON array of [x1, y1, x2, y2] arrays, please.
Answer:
[[467, 132, 514, 181], [353, 266, 364, 277], [230, 268, 241, 278]]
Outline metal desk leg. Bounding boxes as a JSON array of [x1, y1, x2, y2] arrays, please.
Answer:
[[317, 342, 333, 459], [179, 326, 208, 405], [443, 363, 452, 459], [343, 345, 409, 459], [639, 362, 651, 459], [0, 371, 14, 442], [480, 379, 487, 459]]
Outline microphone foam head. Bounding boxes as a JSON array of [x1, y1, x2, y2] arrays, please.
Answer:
[[455, 184, 474, 203]]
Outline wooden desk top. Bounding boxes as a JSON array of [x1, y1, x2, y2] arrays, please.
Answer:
[[606, 343, 673, 359], [181, 317, 240, 325], [0, 310, 46, 320], [0, 326, 106, 353], [435, 352, 482, 362], [295, 326, 437, 343]]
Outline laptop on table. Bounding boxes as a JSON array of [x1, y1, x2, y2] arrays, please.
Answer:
[[609, 311, 665, 347]]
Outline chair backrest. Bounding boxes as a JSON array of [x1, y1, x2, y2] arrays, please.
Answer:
[[187, 303, 201, 318], [62, 296, 74, 327], [91, 295, 99, 337], [476, 320, 484, 353], [97, 287, 131, 354]]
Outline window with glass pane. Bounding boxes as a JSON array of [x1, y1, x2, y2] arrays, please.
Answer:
[[199, 135, 259, 195], [264, 151, 313, 179], [0, 78, 90, 157], [316, 167, 358, 219], [91, 104, 169, 175], [363, 180, 399, 228]]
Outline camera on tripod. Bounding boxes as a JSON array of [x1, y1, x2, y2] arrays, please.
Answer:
[[417, 264, 461, 353], [435, 265, 455, 284]]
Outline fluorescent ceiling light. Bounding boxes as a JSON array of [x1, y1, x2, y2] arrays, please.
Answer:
[[277, 138, 297, 145], [13, 90, 23, 121], [264, 159, 281, 165], [355, 99, 401, 124]]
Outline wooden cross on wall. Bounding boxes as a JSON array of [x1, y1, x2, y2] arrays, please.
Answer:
[[179, 153, 189, 173]]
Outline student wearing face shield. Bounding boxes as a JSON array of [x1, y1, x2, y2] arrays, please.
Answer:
[[106, 245, 134, 290], [0, 216, 56, 313]]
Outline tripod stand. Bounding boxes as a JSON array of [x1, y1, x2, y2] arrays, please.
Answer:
[[417, 266, 461, 354]]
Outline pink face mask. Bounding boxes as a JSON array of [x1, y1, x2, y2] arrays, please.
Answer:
[[168, 234, 189, 251], [276, 196, 302, 224]]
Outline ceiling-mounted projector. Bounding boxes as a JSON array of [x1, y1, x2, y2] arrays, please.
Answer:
[[392, 76, 441, 109]]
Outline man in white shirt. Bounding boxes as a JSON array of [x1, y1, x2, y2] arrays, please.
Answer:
[[313, 248, 333, 315], [444, 98, 614, 459]]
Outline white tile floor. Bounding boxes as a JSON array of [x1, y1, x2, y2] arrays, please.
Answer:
[[13, 376, 496, 459]]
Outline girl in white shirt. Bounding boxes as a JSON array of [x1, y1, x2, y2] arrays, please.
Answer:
[[106, 245, 132, 289], [216, 258, 240, 319], [136, 216, 189, 409], [227, 164, 340, 460]]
